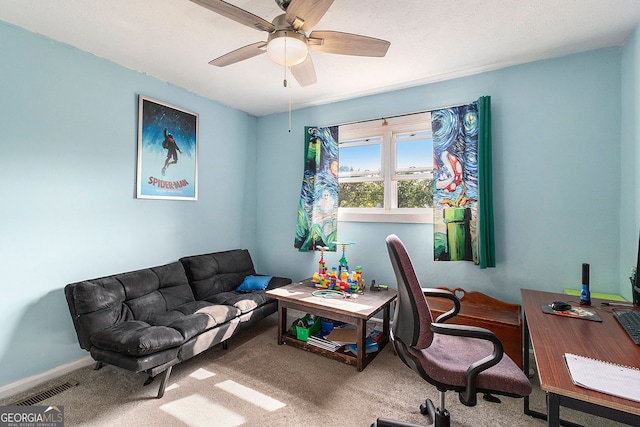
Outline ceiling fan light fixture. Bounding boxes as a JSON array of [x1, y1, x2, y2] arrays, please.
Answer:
[[267, 31, 308, 66]]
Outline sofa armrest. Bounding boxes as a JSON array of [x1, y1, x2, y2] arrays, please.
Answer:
[[266, 276, 292, 290]]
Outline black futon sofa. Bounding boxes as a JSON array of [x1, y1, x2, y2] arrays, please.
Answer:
[[65, 249, 291, 398]]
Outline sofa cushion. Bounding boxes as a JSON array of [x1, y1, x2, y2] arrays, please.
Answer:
[[179, 250, 256, 300], [70, 276, 126, 315], [126, 292, 167, 322], [123, 262, 195, 322], [236, 275, 272, 292], [168, 305, 240, 341], [65, 276, 133, 350], [153, 262, 196, 309], [118, 268, 159, 300], [147, 301, 211, 326], [90, 320, 185, 356], [204, 291, 270, 314], [195, 304, 240, 324], [146, 301, 241, 341]]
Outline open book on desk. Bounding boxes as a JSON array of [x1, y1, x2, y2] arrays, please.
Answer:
[[564, 353, 640, 403]]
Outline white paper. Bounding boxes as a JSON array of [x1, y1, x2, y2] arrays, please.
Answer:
[[564, 353, 640, 403]]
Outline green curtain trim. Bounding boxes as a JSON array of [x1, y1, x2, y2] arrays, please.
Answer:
[[477, 96, 495, 268]]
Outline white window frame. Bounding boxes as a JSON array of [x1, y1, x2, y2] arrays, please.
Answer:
[[338, 112, 433, 224]]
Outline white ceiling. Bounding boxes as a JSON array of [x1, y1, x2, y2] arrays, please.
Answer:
[[2, 0, 640, 116]]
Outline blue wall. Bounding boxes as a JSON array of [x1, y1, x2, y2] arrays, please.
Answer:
[[0, 22, 258, 388], [256, 48, 626, 305], [621, 24, 640, 298], [1, 17, 638, 391]]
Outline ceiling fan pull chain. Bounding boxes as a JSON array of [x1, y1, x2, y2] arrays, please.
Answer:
[[283, 34, 291, 132], [283, 34, 288, 87], [288, 72, 292, 132]]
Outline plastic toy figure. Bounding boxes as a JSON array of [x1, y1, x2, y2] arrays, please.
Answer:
[[318, 246, 328, 275]]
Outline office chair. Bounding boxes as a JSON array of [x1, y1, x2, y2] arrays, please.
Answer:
[[372, 235, 532, 427]]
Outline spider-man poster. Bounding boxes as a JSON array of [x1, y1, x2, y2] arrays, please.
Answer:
[[137, 95, 198, 200]]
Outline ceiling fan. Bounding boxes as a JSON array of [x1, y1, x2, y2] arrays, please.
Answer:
[[190, 0, 391, 87]]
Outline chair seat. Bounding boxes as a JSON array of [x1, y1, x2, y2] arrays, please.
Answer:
[[408, 333, 532, 397]]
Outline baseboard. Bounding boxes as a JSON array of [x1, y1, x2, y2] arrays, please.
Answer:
[[0, 356, 94, 400]]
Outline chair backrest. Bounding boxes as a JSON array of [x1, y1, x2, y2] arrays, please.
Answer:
[[386, 234, 435, 349]]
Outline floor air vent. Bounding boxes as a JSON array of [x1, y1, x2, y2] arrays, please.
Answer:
[[12, 380, 79, 406]]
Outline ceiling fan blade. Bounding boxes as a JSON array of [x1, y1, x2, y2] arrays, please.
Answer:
[[190, 0, 275, 32], [290, 55, 317, 87], [285, 0, 334, 32], [309, 31, 390, 57], [209, 42, 267, 67]]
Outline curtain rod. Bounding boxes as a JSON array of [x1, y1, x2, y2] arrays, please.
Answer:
[[320, 109, 428, 129], [319, 98, 481, 129]]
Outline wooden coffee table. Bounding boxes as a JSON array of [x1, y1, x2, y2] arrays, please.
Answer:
[[266, 279, 397, 371]]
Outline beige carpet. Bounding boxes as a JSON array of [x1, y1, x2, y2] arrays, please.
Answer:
[[0, 314, 629, 426]]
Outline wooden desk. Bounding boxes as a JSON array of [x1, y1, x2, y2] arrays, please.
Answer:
[[266, 280, 397, 371], [521, 289, 640, 426]]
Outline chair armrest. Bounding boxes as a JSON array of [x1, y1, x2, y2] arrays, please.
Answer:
[[422, 288, 460, 322], [429, 322, 504, 406]]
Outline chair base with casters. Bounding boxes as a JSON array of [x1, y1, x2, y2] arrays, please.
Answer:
[[372, 234, 532, 427], [372, 389, 450, 427], [372, 390, 488, 427], [371, 391, 451, 427]]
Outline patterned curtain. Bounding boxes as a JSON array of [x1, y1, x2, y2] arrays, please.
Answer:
[[432, 98, 494, 267], [294, 126, 339, 252]]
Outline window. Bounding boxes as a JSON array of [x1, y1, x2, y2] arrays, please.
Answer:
[[338, 112, 433, 223]]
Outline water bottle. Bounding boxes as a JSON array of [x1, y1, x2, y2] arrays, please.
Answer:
[[580, 263, 591, 305]]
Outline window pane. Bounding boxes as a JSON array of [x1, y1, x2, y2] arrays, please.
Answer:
[[339, 140, 381, 179], [395, 132, 432, 176], [338, 182, 384, 208], [397, 179, 434, 208]]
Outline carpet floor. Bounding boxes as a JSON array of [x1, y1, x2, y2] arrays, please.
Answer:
[[0, 314, 630, 426]]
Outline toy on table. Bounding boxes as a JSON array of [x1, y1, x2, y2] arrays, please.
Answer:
[[311, 242, 363, 293], [317, 246, 328, 276], [338, 242, 350, 278], [370, 279, 388, 291]]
